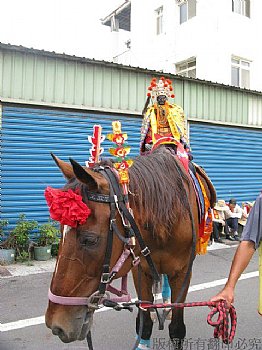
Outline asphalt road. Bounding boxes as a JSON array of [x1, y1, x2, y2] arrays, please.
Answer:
[[0, 243, 261, 350]]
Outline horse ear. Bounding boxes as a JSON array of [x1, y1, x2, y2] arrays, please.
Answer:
[[69, 158, 105, 192], [51, 153, 74, 180]]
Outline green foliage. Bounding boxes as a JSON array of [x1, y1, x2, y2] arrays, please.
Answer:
[[0, 215, 60, 262], [36, 220, 59, 247], [3, 214, 38, 261], [0, 219, 14, 249], [16, 250, 30, 263], [11, 214, 38, 249], [51, 242, 59, 256], [0, 219, 9, 237]]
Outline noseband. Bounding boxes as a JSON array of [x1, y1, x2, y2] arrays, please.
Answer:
[[48, 165, 160, 310]]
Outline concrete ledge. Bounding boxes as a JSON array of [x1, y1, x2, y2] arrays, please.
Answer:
[[0, 258, 56, 278]]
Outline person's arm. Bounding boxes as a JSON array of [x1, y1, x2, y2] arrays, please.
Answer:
[[223, 207, 231, 219], [210, 193, 262, 305], [210, 241, 255, 305]]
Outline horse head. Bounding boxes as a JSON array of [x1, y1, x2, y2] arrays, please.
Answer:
[[45, 155, 131, 343]]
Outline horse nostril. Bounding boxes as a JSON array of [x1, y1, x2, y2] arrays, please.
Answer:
[[52, 326, 63, 337]]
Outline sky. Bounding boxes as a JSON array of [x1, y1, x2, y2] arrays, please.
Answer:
[[0, 0, 123, 60]]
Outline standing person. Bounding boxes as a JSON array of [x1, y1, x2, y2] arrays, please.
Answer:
[[212, 200, 228, 243], [210, 192, 262, 308], [224, 198, 243, 241]]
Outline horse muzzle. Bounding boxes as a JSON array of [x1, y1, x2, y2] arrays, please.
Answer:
[[46, 308, 94, 343]]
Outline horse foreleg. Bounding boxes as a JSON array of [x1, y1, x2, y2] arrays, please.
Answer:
[[168, 273, 190, 350], [132, 266, 154, 349]]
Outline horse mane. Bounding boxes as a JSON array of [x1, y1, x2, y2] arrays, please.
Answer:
[[128, 147, 191, 240], [63, 147, 192, 241]]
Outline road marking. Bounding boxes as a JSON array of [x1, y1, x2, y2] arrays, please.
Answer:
[[188, 270, 258, 292], [0, 270, 258, 333], [207, 242, 238, 250], [0, 316, 45, 332]]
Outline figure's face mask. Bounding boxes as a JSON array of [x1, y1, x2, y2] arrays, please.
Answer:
[[157, 95, 167, 105]]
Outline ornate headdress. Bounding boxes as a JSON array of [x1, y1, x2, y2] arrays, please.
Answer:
[[108, 121, 133, 184], [147, 76, 175, 101]]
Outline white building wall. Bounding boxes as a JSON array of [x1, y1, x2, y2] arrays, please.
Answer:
[[115, 0, 262, 92]]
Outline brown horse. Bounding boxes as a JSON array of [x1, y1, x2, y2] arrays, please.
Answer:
[[45, 146, 216, 347]]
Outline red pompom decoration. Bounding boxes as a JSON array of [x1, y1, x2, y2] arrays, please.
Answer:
[[44, 186, 91, 228], [148, 86, 152, 91], [147, 92, 151, 97], [171, 94, 175, 98]]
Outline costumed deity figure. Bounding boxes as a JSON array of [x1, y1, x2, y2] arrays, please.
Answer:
[[140, 77, 191, 168], [140, 77, 215, 256]]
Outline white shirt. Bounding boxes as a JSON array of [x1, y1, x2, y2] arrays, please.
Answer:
[[224, 204, 243, 220]]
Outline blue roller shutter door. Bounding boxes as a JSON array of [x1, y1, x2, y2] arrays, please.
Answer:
[[190, 122, 262, 202], [1, 105, 141, 228]]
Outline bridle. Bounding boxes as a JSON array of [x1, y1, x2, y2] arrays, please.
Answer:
[[47, 158, 238, 349], [48, 161, 202, 350], [48, 165, 161, 310]]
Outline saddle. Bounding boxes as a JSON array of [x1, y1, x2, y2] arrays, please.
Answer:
[[189, 164, 216, 255], [158, 142, 216, 254]]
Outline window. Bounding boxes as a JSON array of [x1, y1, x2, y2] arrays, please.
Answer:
[[156, 6, 163, 35], [179, 0, 196, 24], [231, 57, 250, 89], [232, 0, 250, 18], [176, 58, 196, 78]]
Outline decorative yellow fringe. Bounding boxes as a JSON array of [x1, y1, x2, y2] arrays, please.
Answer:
[[166, 102, 186, 142], [150, 105, 158, 145], [196, 174, 213, 255], [197, 234, 210, 255]]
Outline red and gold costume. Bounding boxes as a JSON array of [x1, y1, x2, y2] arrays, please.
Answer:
[[140, 77, 189, 155], [140, 77, 214, 254]]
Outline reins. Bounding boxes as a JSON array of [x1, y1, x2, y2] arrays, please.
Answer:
[[103, 299, 237, 345], [142, 300, 237, 345]]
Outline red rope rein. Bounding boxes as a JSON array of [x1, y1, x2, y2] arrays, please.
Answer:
[[139, 300, 237, 344]]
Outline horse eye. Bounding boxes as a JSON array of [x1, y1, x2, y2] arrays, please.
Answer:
[[79, 234, 99, 247]]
